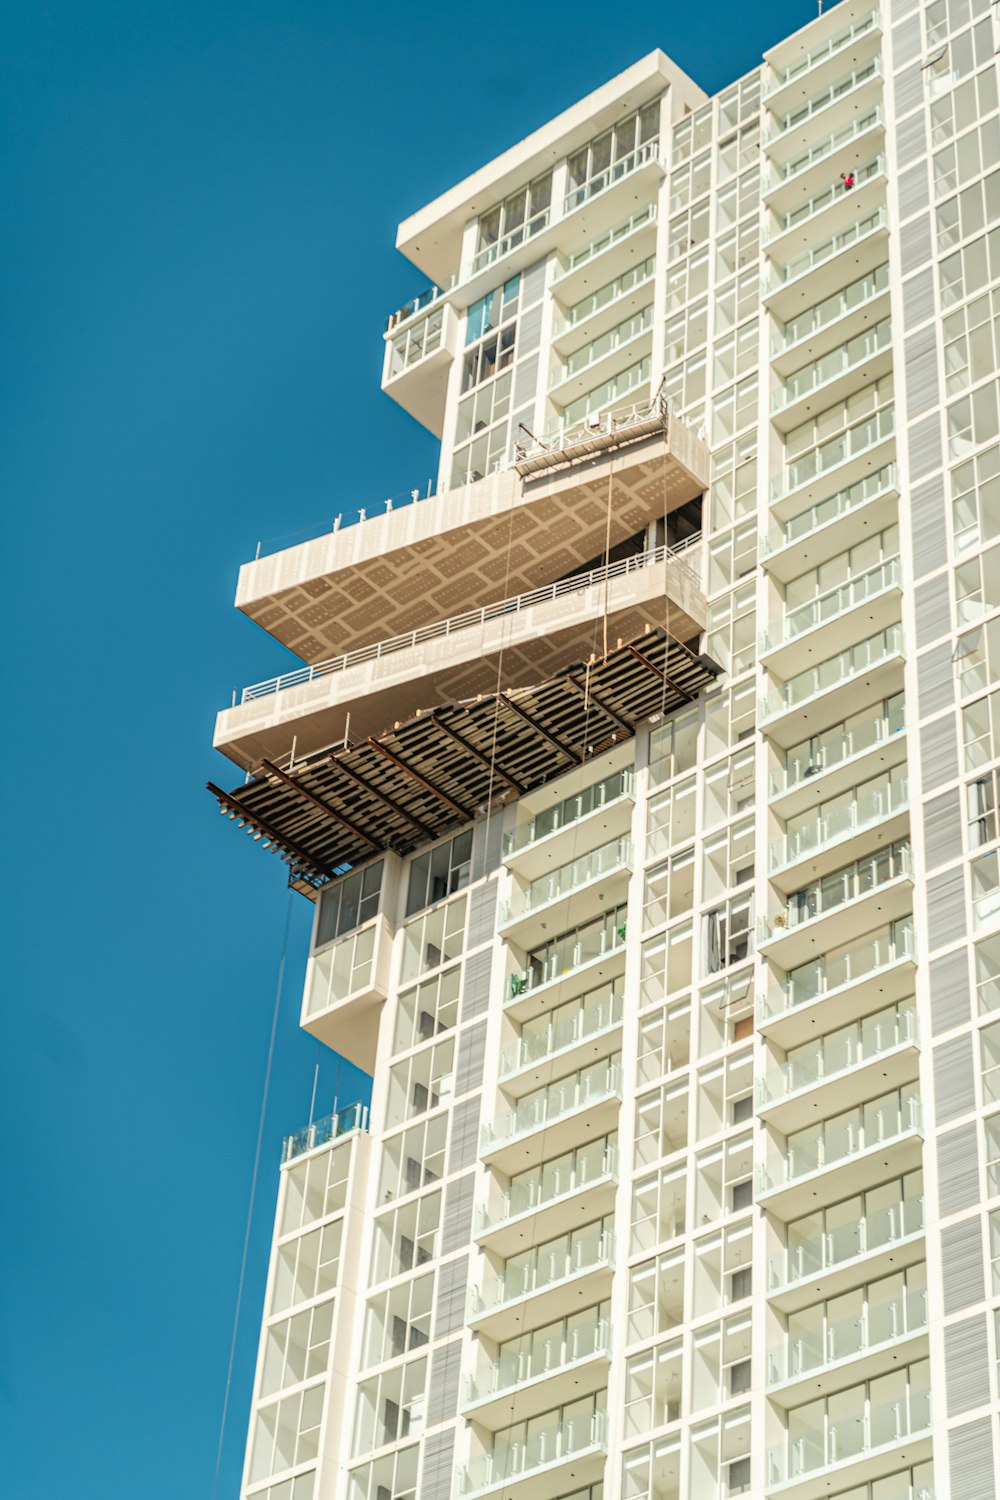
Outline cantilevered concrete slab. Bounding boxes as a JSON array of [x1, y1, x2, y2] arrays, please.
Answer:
[[234, 411, 709, 663], [215, 543, 704, 772]]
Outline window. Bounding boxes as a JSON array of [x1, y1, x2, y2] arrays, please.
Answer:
[[347, 1444, 418, 1500], [969, 768, 1000, 848], [933, 115, 1000, 201], [378, 1116, 448, 1203], [399, 896, 466, 983], [711, 376, 758, 445], [466, 276, 521, 345], [703, 894, 754, 974], [978, 932, 1000, 1012], [696, 1051, 754, 1137], [936, 167, 1000, 257], [624, 1338, 683, 1436], [668, 200, 710, 261], [699, 969, 755, 1057], [369, 1192, 441, 1284], [273, 1221, 343, 1314], [709, 433, 757, 530], [663, 298, 708, 365], [462, 322, 516, 391], [281, 1139, 352, 1233], [386, 1036, 455, 1128], [952, 440, 1000, 555], [363, 1272, 433, 1366], [306, 925, 378, 1015], [973, 849, 1000, 932], [957, 616, 1000, 698], [566, 102, 660, 208], [940, 224, 1000, 309], [648, 706, 698, 786], [666, 248, 709, 310], [628, 1246, 685, 1344], [705, 582, 756, 676], [352, 1357, 427, 1456], [476, 178, 551, 259], [670, 150, 711, 211], [407, 834, 472, 916], [703, 749, 755, 828], [717, 122, 760, 183], [714, 220, 757, 282], [643, 849, 696, 931], [632, 1162, 687, 1253], [635, 1078, 690, 1165], [715, 266, 760, 334], [250, 1385, 325, 1484], [560, 352, 652, 428], [694, 1134, 753, 1224], [314, 861, 383, 949], [716, 170, 758, 231], [639, 927, 694, 1009], [704, 680, 755, 756], [702, 818, 755, 901], [262, 1301, 335, 1398], [948, 380, 1000, 461], [646, 776, 696, 859], [393, 965, 461, 1053]]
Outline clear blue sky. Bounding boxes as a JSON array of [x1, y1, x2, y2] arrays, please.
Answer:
[[1, 0, 820, 1493]]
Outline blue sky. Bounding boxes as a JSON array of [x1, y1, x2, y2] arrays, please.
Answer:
[[1, 0, 819, 1493]]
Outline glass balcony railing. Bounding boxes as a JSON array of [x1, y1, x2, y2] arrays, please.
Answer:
[[760, 916, 915, 1021], [767, 1286, 927, 1386], [470, 1224, 615, 1319], [504, 770, 634, 859], [766, 158, 885, 250], [501, 838, 633, 926], [481, 1059, 622, 1153], [758, 1001, 917, 1109], [772, 319, 892, 415], [768, 1195, 924, 1292], [760, 556, 900, 658], [457, 1408, 608, 1496], [557, 204, 657, 280], [772, 405, 895, 504], [759, 1086, 922, 1194], [476, 1138, 618, 1233], [766, 58, 882, 144], [766, 108, 883, 193], [281, 1100, 369, 1163], [511, 910, 628, 1002], [464, 1312, 611, 1405], [760, 839, 910, 937], [767, 1389, 931, 1485], [761, 464, 897, 558], [770, 707, 905, 798], [471, 206, 551, 278], [759, 626, 903, 724], [500, 986, 624, 1078], [765, 208, 887, 293], [772, 265, 890, 358], [560, 258, 656, 331], [769, 774, 908, 871], [385, 280, 456, 333], [552, 306, 654, 388], [563, 138, 660, 215], [766, 10, 880, 97]]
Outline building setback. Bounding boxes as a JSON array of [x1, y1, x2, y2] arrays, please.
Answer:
[[209, 4, 1000, 1498]]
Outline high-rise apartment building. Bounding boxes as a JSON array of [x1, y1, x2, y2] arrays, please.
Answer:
[[208, 4, 1000, 1498]]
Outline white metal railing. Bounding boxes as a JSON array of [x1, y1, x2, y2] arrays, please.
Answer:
[[772, 265, 890, 357], [470, 1224, 614, 1318], [760, 555, 900, 654], [767, 1285, 926, 1386], [552, 304, 654, 388], [758, 1001, 917, 1109], [769, 774, 908, 872], [471, 205, 552, 278], [240, 540, 699, 704], [523, 388, 670, 463], [766, 58, 882, 143], [759, 625, 903, 723], [761, 464, 897, 558], [766, 108, 883, 193], [772, 404, 895, 504], [769, 704, 904, 797], [559, 256, 657, 331], [765, 208, 887, 292], [557, 204, 657, 279], [767, 1388, 930, 1484], [501, 838, 633, 925], [500, 988, 624, 1079], [772, 318, 892, 414], [504, 770, 634, 860], [766, 11, 881, 97], [766, 158, 885, 249], [563, 138, 660, 215], [464, 1312, 611, 1404], [760, 917, 915, 1022], [481, 1060, 622, 1152], [769, 1194, 924, 1291]]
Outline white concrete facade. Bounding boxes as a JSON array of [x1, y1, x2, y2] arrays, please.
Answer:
[[213, 6, 1000, 1500]]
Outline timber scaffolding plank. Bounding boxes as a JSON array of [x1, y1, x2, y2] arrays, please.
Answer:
[[208, 629, 721, 898]]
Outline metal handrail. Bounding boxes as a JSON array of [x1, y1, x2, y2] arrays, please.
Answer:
[[239, 535, 701, 704]]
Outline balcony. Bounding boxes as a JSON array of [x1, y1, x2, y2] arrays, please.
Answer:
[[759, 918, 916, 1047], [475, 1138, 619, 1255], [767, 1286, 928, 1405], [499, 986, 624, 1095], [381, 299, 458, 436], [563, 136, 661, 218], [757, 1087, 923, 1218], [462, 1311, 612, 1427], [768, 703, 905, 819], [768, 1195, 925, 1314], [757, 1001, 918, 1133], [281, 1099, 369, 1164], [759, 839, 912, 965], [770, 404, 896, 525], [764, 158, 886, 264], [499, 837, 634, 948], [762, 209, 889, 318], [765, 10, 881, 112], [758, 626, 904, 749], [763, 108, 884, 213], [760, 464, 899, 583], [552, 255, 657, 357], [765, 58, 883, 163], [468, 1224, 615, 1342], [300, 915, 392, 1071], [770, 317, 893, 436], [767, 1388, 931, 1500], [481, 1059, 623, 1172], [768, 773, 909, 887], [551, 204, 658, 304], [759, 555, 901, 679], [456, 1407, 608, 1500], [504, 769, 635, 882], [507, 915, 627, 1023], [771, 265, 890, 376], [549, 306, 655, 409]]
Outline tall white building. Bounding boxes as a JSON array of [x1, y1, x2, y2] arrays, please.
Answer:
[[209, 5, 1000, 1499]]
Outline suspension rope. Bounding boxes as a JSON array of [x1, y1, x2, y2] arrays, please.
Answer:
[[212, 890, 293, 1500]]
